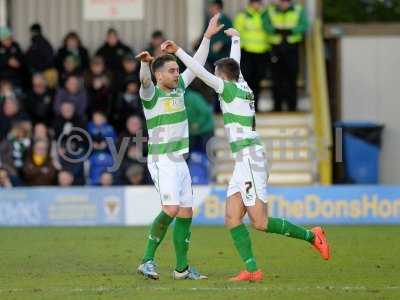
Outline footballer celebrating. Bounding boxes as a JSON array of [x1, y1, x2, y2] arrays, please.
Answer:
[[135, 14, 224, 280], [162, 28, 330, 282]]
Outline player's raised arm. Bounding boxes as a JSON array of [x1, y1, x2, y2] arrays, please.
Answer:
[[225, 28, 245, 81], [225, 28, 241, 64], [136, 51, 155, 100], [163, 40, 224, 94], [177, 13, 225, 88]]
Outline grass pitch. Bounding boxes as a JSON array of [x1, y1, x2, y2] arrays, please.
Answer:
[[1, 226, 400, 300]]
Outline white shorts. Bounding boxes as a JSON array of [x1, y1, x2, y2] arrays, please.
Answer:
[[227, 149, 268, 207], [147, 158, 193, 207]]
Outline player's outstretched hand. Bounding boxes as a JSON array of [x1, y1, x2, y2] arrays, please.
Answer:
[[224, 28, 240, 38], [161, 40, 179, 54], [135, 51, 154, 63], [205, 13, 225, 39]]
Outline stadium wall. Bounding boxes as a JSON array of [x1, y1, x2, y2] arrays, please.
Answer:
[[340, 36, 400, 184], [1, 186, 399, 226], [9, 0, 188, 52]]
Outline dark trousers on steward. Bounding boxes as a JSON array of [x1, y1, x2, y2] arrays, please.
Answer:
[[270, 43, 299, 112], [241, 50, 269, 110]]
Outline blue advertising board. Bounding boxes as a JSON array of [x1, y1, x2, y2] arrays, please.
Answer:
[[1, 186, 399, 226], [0, 187, 125, 226], [193, 186, 400, 225]]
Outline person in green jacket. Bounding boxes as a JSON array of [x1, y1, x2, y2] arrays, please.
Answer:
[[184, 89, 214, 153], [234, 0, 270, 108], [263, 0, 309, 111], [206, 0, 233, 64]]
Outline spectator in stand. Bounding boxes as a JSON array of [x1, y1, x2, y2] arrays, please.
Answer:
[[185, 89, 214, 153], [206, 0, 233, 64], [88, 111, 116, 151], [6, 121, 32, 176], [55, 32, 89, 75], [84, 55, 113, 116], [25, 23, 54, 74], [0, 140, 17, 179], [25, 73, 54, 124], [0, 27, 26, 89], [0, 91, 29, 141], [0, 167, 18, 188], [22, 139, 57, 186], [145, 30, 165, 58], [114, 77, 141, 130], [118, 114, 147, 156], [113, 53, 139, 95], [96, 28, 134, 75], [32, 122, 57, 162], [32, 122, 51, 142], [234, 0, 270, 108], [99, 171, 114, 186], [117, 144, 150, 185], [57, 170, 75, 187], [53, 101, 86, 140], [54, 75, 88, 118], [87, 111, 116, 185], [125, 164, 149, 185], [264, 0, 308, 111], [89, 151, 113, 185], [58, 55, 82, 87], [53, 101, 87, 186]]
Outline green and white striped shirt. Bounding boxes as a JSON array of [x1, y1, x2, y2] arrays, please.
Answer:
[[141, 76, 189, 158], [176, 36, 264, 157], [219, 79, 263, 154], [139, 37, 210, 161]]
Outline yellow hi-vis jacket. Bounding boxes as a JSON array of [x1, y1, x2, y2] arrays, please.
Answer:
[[266, 4, 308, 45], [234, 6, 271, 54]]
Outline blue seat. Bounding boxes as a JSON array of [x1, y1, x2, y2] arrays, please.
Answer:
[[188, 152, 209, 185]]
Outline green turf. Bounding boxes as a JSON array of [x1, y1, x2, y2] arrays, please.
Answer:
[[1, 226, 400, 300]]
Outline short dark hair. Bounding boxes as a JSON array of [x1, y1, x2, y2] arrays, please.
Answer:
[[151, 54, 177, 74], [214, 58, 240, 81], [209, 0, 223, 9], [152, 30, 164, 39]]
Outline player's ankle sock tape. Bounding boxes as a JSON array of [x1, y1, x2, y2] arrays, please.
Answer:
[[142, 211, 174, 263], [230, 224, 258, 272], [173, 217, 192, 273], [266, 217, 315, 243]]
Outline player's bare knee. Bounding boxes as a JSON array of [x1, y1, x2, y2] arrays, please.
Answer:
[[163, 205, 179, 217], [251, 218, 266, 231], [224, 214, 240, 229]]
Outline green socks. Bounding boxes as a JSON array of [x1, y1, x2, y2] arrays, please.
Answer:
[[173, 217, 192, 272], [230, 224, 258, 272], [266, 217, 315, 243], [142, 211, 174, 263]]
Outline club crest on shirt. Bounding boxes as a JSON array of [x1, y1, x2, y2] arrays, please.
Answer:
[[163, 97, 184, 113]]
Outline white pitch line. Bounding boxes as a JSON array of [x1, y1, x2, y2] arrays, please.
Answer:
[[1, 286, 400, 293]]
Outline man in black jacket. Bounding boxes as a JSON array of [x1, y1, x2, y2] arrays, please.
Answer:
[[0, 27, 26, 88], [25, 23, 54, 74], [96, 28, 134, 75], [25, 73, 54, 124]]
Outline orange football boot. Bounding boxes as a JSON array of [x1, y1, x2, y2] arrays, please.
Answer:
[[229, 270, 263, 282], [311, 227, 331, 260]]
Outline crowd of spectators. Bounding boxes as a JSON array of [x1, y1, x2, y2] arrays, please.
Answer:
[[0, 21, 216, 188], [0, 0, 308, 188]]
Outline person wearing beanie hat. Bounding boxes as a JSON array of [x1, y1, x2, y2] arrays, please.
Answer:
[[30, 23, 42, 36], [0, 26, 12, 41], [0, 26, 25, 88], [95, 28, 135, 75], [25, 23, 55, 73]]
